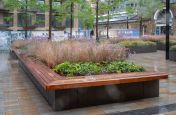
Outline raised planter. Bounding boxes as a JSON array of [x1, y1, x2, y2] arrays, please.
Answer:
[[11, 50, 168, 111], [119, 40, 157, 53], [127, 45, 157, 53], [9, 48, 19, 59], [157, 40, 176, 51], [157, 42, 165, 51], [169, 50, 176, 61]]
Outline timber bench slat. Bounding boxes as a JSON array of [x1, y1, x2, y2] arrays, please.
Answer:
[[47, 72, 167, 90], [16, 52, 168, 91], [23, 58, 50, 88]]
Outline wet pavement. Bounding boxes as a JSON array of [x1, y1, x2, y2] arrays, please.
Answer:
[[0, 51, 176, 115]]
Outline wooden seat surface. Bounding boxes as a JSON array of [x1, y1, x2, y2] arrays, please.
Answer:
[[14, 49, 168, 91]]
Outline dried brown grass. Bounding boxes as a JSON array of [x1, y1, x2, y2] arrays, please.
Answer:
[[11, 39, 31, 49], [29, 40, 128, 67], [108, 35, 176, 44], [108, 37, 126, 44]]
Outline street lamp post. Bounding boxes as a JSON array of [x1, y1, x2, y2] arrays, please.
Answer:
[[166, 0, 170, 60]]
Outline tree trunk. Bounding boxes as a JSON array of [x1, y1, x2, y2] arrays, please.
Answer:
[[139, 17, 143, 36], [48, 0, 52, 40], [107, 0, 110, 39], [96, 0, 99, 42], [127, 16, 129, 29], [25, 0, 28, 39], [70, 2, 73, 39]]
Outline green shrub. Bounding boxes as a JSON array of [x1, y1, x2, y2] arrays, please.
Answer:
[[142, 39, 159, 43], [119, 40, 156, 47], [170, 45, 176, 51], [171, 40, 176, 46], [53, 61, 145, 77], [158, 40, 176, 46], [157, 40, 165, 44]]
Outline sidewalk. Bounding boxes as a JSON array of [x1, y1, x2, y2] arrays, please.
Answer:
[[0, 51, 175, 115]]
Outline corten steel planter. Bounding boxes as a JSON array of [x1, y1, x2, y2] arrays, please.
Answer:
[[169, 50, 176, 61], [11, 50, 168, 111], [127, 45, 157, 54]]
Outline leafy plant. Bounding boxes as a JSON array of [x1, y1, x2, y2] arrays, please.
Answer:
[[54, 62, 101, 76], [105, 61, 145, 73], [53, 60, 145, 76]]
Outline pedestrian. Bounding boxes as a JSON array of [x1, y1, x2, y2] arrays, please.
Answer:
[[90, 30, 94, 38]]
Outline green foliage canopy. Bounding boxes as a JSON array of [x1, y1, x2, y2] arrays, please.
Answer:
[[126, 0, 163, 19]]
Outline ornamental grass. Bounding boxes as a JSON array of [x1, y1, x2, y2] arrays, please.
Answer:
[[11, 39, 31, 49], [108, 35, 176, 44], [27, 39, 128, 68], [119, 40, 156, 47]]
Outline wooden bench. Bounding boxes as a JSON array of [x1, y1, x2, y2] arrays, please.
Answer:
[[12, 50, 168, 111]]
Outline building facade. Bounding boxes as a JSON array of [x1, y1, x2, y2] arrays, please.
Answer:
[[1, 0, 176, 37], [0, 0, 79, 31], [98, 0, 176, 37]]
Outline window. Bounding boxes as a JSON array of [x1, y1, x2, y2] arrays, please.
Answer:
[[3, 13, 13, 27], [36, 14, 45, 27], [66, 17, 73, 28], [53, 0, 61, 7], [78, 19, 83, 29], [52, 15, 62, 28], [37, 0, 45, 4], [18, 13, 32, 27]]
